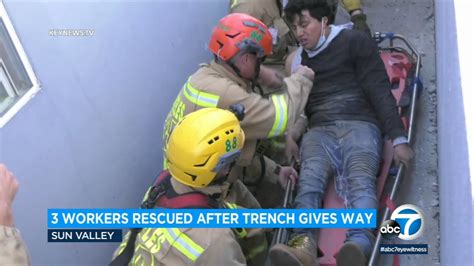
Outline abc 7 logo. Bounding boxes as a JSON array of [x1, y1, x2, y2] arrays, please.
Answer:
[[380, 204, 424, 240]]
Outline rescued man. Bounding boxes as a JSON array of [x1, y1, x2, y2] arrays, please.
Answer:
[[269, 1, 414, 266], [228, 0, 372, 188]]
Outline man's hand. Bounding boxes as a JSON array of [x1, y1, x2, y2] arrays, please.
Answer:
[[0, 164, 19, 227], [285, 134, 300, 165], [394, 144, 414, 167], [295, 65, 315, 82], [278, 166, 298, 190], [258, 65, 284, 89]]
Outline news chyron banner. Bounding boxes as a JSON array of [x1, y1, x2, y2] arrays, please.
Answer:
[[47, 209, 376, 242]]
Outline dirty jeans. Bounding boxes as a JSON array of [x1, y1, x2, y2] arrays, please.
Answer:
[[293, 120, 382, 257]]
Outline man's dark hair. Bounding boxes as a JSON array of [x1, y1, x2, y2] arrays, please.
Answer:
[[284, 0, 335, 24]]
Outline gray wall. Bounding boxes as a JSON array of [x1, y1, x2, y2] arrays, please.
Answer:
[[435, 0, 474, 265], [0, 1, 227, 265]]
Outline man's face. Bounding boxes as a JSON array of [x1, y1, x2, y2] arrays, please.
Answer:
[[291, 10, 324, 50]]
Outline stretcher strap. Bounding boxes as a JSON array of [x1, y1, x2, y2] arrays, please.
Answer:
[[394, 253, 400, 266], [409, 76, 423, 99], [384, 196, 396, 212]]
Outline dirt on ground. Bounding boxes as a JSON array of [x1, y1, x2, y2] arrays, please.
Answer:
[[364, 0, 440, 265]]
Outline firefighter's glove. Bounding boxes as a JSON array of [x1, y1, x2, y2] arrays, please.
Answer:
[[295, 65, 315, 82], [351, 13, 371, 36], [342, 0, 362, 13], [277, 166, 298, 190], [258, 66, 284, 90]]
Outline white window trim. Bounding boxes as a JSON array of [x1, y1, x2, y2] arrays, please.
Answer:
[[0, 2, 40, 128]]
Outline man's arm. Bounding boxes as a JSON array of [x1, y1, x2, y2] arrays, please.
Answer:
[[351, 31, 406, 141], [352, 31, 414, 165], [0, 164, 30, 265]]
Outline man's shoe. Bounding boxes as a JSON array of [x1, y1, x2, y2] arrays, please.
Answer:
[[269, 234, 318, 266], [336, 241, 367, 266]]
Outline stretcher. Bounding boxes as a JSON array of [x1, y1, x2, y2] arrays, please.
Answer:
[[316, 32, 422, 266]]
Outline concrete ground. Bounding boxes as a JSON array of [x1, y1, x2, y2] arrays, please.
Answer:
[[364, 0, 440, 265]]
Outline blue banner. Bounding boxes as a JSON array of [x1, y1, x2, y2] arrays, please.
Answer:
[[48, 209, 376, 229], [48, 229, 123, 242]]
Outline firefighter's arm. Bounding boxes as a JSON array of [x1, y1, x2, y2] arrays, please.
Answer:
[[287, 114, 308, 142], [229, 0, 262, 21], [262, 156, 280, 184], [281, 66, 313, 132], [237, 155, 276, 186], [0, 226, 30, 265], [285, 114, 308, 163], [220, 71, 312, 141], [285, 49, 298, 76], [0, 165, 30, 265], [195, 229, 246, 266], [261, 156, 298, 188]]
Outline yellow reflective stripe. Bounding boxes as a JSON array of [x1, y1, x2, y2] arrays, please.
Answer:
[[230, 0, 238, 9], [224, 202, 247, 238], [162, 228, 204, 262], [183, 78, 219, 108], [133, 254, 140, 265], [170, 228, 204, 256], [268, 94, 288, 137], [115, 231, 130, 256], [162, 158, 168, 169], [232, 228, 247, 239], [225, 202, 239, 209], [133, 243, 149, 266], [246, 240, 268, 260]]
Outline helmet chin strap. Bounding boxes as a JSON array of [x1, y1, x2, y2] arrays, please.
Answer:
[[253, 57, 262, 81], [228, 60, 243, 79], [208, 162, 236, 187], [250, 58, 263, 95]]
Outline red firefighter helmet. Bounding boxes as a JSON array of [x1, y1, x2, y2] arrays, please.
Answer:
[[208, 13, 273, 61]]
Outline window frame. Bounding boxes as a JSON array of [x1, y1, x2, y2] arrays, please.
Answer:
[[0, 2, 40, 128]]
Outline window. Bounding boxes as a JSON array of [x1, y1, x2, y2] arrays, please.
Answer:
[[0, 3, 40, 128]]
